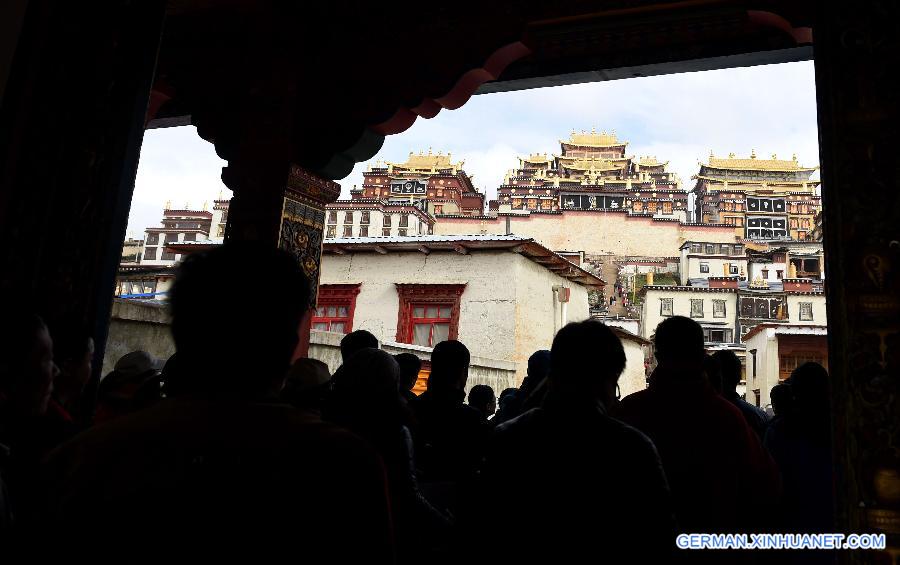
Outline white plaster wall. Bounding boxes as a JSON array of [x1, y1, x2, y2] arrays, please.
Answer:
[[433, 212, 738, 257], [748, 261, 788, 283], [684, 256, 748, 281], [786, 294, 828, 325], [319, 250, 520, 368], [332, 209, 426, 238], [744, 328, 779, 408], [319, 249, 592, 384], [619, 339, 648, 397], [512, 255, 590, 383], [602, 318, 641, 336], [640, 289, 738, 340]]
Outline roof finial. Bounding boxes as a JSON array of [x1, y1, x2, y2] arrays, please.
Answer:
[[750, 148, 757, 159], [202, 200, 208, 211], [217, 190, 223, 200], [728, 152, 735, 159], [792, 153, 798, 161], [164, 200, 171, 210], [772, 153, 778, 160], [184, 201, 190, 209], [409, 151, 413, 156], [428, 147, 432, 155], [710, 149, 714, 159]]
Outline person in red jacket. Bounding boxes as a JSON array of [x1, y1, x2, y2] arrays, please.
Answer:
[[619, 316, 780, 536]]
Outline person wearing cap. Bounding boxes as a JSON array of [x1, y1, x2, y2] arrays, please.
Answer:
[[93, 350, 162, 424]]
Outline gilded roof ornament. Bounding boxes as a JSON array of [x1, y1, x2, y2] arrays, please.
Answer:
[[164, 200, 171, 210], [750, 149, 757, 159]]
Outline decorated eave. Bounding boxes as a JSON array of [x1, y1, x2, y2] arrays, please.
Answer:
[[742, 323, 828, 342], [117, 264, 178, 275], [163, 239, 222, 254], [640, 284, 738, 295], [325, 199, 434, 223], [699, 151, 818, 173], [322, 235, 605, 289]]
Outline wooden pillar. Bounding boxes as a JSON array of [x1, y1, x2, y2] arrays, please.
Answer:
[[0, 1, 166, 376], [222, 157, 340, 358], [814, 3, 900, 562]]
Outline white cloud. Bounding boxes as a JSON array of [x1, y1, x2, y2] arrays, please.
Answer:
[[130, 61, 819, 238]]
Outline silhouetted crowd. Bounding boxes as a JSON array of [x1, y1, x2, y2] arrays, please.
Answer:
[[0, 243, 836, 563]]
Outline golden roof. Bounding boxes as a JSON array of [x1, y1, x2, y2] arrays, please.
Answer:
[[520, 152, 552, 164], [704, 150, 816, 171], [561, 128, 627, 147], [636, 155, 667, 167], [383, 150, 463, 172]]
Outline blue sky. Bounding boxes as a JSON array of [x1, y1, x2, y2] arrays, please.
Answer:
[[127, 60, 819, 239]]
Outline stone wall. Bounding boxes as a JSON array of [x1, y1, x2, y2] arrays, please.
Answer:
[[308, 329, 517, 394], [102, 299, 174, 375]]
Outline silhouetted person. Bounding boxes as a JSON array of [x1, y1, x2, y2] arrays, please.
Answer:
[[410, 340, 486, 513], [281, 358, 332, 414], [518, 349, 552, 412], [765, 362, 833, 538], [462, 320, 674, 564], [769, 382, 793, 420], [713, 349, 769, 439], [395, 352, 422, 404], [492, 350, 550, 426], [340, 329, 379, 361], [49, 322, 94, 431], [490, 387, 518, 427], [467, 384, 496, 422], [0, 310, 59, 527], [704, 353, 723, 394], [42, 243, 394, 563], [619, 316, 779, 539], [93, 350, 162, 423], [326, 348, 449, 563]]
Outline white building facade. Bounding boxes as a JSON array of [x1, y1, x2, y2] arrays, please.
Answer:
[[317, 235, 603, 383]]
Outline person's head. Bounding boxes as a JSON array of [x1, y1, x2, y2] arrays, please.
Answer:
[[527, 350, 552, 381], [712, 350, 742, 394], [652, 316, 706, 375], [394, 353, 421, 392], [51, 322, 94, 393], [96, 351, 163, 421], [169, 242, 310, 396], [550, 320, 625, 408], [0, 310, 58, 416], [790, 362, 829, 413], [282, 358, 332, 411], [703, 354, 723, 394], [770, 382, 793, 417], [428, 340, 470, 392], [327, 348, 401, 430], [468, 384, 496, 419], [498, 387, 518, 409], [340, 330, 379, 362]]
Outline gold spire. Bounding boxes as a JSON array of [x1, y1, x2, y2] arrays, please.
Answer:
[[202, 200, 208, 211], [164, 200, 172, 210], [771, 153, 778, 160], [750, 149, 757, 159]]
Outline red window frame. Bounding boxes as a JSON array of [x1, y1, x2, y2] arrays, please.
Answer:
[[395, 284, 466, 346], [312, 284, 361, 334], [408, 304, 454, 347]]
